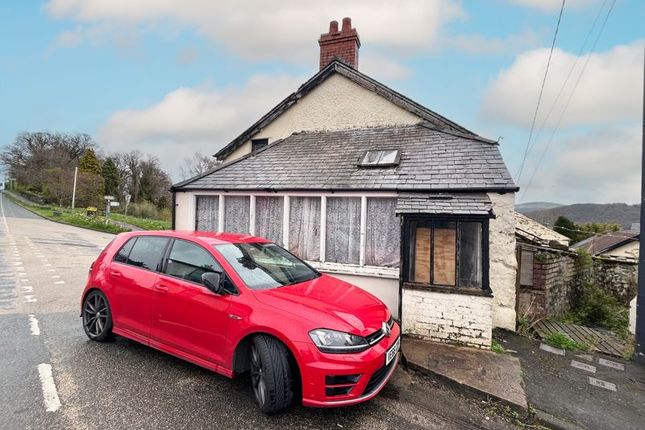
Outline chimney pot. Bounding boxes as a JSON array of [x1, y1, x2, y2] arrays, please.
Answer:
[[318, 17, 360, 70], [341, 17, 352, 32]]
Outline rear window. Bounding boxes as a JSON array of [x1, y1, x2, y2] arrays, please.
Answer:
[[124, 236, 169, 271], [114, 238, 136, 263]]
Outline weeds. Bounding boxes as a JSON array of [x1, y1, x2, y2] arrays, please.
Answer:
[[491, 340, 506, 354], [563, 282, 629, 339], [545, 331, 589, 351]]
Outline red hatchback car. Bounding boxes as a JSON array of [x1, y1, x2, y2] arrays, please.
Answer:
[[81, 231, 400, 413]]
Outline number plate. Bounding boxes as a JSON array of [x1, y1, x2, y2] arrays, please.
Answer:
[[385, 336, 400, 366]]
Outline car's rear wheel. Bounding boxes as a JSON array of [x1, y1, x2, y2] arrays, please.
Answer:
[[250, 335, 294, 413], [82, 290, 113, 341]]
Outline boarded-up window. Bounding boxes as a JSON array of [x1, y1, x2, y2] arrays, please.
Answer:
[[255, 196, 283, 245], [413, 227, 431, 283], [224, 196, 250, 234], [520, 249, 534, 287], [289, 197, 321, 261], [408, 219, 484, 290], [326, 197, 361, 264], [433, 222, 456, 286], [196, 196, 218, 231], [365, 198, 400, 267]]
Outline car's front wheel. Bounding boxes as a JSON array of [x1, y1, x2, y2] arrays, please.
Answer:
[[250, 335, 294, 413], [82, 290, 113, 341]]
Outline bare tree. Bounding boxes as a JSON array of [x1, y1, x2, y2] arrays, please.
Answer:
[[179, 152, 221, 180]]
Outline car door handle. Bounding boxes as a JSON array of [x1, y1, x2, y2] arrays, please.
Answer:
[[110, 270, 123, 278], [155, 284, 168, 292]]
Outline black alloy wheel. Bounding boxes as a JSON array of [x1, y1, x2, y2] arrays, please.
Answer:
[[82, 290, 113, 341]]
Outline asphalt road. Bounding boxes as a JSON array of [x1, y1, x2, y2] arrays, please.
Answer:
[[0, 192, 520, 430]]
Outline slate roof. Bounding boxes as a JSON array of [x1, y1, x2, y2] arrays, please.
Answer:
[[572, 231, 639, 255], [174, 123, 517, 192], [395, 193, 493, 216], [214, 59, 476, 160]]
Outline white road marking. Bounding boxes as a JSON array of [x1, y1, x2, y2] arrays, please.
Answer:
[[29, 314, 41, 335], [598, 358, 625, 371], [540, 343, 566, 356], [588, 377, 617, 392], [0, 193, 10, 233], [53, 281, 65, 285], [37, 364, 61, 412], [571, 360, 596, 373]]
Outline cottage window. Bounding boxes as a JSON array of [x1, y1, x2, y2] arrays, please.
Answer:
[[406, 219, 487, 291], [326, 197, 361, 264], [289, 197, 321, 261], [255, 196, 284, 245], [251, 138, 268, 153], [365, 198, 400, 267], [195, 196, 218, 231], [224, 196, 250, 234]]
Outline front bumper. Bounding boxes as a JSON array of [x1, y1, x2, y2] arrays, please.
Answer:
[[295, 322, 401, 407]]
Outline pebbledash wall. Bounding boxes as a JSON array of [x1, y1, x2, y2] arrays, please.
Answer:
[[401, 192, 517, 348]]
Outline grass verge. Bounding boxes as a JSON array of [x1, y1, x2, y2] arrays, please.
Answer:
[[544, 331, 589, 351], [5, 193, 130, 234], [110, 213, 171, 230]]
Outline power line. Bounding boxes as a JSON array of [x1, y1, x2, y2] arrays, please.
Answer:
[[515, 0, 566, 183], [522, 0, 608, 165], [520, 0, 617, 200]]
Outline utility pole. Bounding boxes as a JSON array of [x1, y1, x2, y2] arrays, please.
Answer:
[[71, 167, 78, 209], [636, 55, 645, 364]]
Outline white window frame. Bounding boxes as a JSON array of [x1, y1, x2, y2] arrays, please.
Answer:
[[191, 190, 400, 279]]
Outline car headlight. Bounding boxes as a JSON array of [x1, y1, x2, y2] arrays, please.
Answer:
[[309, 329, 369, 353]]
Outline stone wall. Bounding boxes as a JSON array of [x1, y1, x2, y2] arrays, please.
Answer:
[[488, 192, 518, 331], [517, 245, 638, 321], [402, 288, 493, 348], [591, 257, 637, 306]]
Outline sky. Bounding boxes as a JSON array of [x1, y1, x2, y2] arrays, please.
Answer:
[[0, 0, 643, 204]]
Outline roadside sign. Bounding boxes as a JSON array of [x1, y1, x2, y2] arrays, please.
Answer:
[[110, 201, 120, 207], [104, 195, 115, 200]]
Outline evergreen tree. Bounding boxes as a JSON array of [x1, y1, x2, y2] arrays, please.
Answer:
[[79, 149, 102, 175], [554, 216, 576, 241], [102, 158, 119, 197]]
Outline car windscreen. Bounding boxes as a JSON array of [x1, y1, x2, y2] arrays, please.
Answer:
[[214, 242, 319, 290]]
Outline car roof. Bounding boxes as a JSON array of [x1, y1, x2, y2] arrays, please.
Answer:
[[118, 230, 271, 246]]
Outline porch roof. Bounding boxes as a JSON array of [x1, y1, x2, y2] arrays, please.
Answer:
[[395, 193, 494, 217]]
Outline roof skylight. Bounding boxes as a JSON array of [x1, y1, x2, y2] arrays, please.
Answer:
[[358, 150, 400, 167]]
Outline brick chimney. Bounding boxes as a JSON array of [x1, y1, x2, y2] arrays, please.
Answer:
[[318, 17, 360, 70]]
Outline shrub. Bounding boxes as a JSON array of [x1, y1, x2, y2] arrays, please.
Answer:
[[567, 282, 629, 337]]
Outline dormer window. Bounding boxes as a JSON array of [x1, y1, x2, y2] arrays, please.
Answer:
[[251, 138, 269, 154], [358, 149, 400, 167]]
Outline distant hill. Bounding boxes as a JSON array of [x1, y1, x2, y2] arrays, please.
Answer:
[[515, 201, 563, 213], [519, 203, 640, 229]]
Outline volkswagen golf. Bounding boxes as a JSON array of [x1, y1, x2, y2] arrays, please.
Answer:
[[81, 231, 400, 413]]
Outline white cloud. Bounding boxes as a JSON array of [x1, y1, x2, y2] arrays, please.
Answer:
[[519, 125, 641, 204], [360, 52, 411, 80], [507, 0, 599, 11], [45, 0, 463, 63], [98, 74, 304, 178], [481, 41, 643, 129], [50, 25, 84, 49]]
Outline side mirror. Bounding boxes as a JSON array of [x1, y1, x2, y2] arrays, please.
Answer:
[[202, 272, 223, 294]]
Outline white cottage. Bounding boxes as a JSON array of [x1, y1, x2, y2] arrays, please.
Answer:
[[172, 18, 518, 348]]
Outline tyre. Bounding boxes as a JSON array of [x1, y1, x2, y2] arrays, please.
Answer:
[[82, 290, 113, 342], [250, 335, 294, 413]]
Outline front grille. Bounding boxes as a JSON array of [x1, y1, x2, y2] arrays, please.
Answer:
[[364, 317, 394, 346], [364, 358, 395, 395], [325, 373, 362, 397]]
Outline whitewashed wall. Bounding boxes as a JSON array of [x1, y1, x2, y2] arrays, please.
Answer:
[[488, 192, 517, 331], [402, 288, 493, 348]]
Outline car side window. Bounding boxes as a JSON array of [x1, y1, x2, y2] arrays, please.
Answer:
[[114, 238, 136, 263], [164, 239, 223, 285], [126, 236, 169, 271]]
